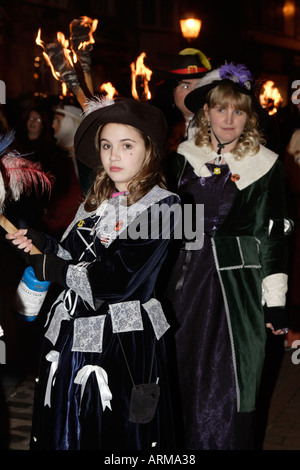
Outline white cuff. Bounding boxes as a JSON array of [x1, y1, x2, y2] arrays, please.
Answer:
[[262, 273, 288, 307]]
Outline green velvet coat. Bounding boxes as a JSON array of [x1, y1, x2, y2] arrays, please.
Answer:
[[169, 140, 291, 412]]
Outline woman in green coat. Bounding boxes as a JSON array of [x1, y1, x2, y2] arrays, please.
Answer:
[[166, 63, 292, 450]]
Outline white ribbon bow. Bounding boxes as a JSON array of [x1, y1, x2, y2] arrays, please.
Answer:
[[44, 350, 60, 407], [74, 365, 112, 414]]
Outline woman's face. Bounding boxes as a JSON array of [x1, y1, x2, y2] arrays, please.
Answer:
[[173, 78, 200, 122], [99, 123, 147, 192], [27, 110, 43, 138], [204, 102, 247, 149]]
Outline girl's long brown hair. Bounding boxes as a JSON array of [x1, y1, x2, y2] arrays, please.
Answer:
[[194, 82, 265, 159], [84, 124, 166, 211]]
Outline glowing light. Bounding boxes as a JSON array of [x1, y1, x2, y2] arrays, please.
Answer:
[[180, 18, 202, 41]]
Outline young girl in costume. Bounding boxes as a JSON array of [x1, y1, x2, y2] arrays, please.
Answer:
[[166, 63, 291, 450], [6, 98, 180, 450]]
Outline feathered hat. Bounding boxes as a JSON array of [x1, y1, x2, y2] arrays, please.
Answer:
[[184, 62, 264, 117], [74, 97, 168, 169], [156, 48, 212, 81]]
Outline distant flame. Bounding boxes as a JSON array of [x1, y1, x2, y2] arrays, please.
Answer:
[[61, 82, 68, 96], [259, 80, 283, 115], [100, 82, 118, 99], [130, 52, 152, 101]]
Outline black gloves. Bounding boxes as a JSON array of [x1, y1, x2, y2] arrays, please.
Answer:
[[5, 227, 68, 286], [264, 305, 289, 331], [30, 253, 68, 287], [26, 228, 47, 252]]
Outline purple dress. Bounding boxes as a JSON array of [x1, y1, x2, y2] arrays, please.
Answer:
[[167, 161, 243, 449]]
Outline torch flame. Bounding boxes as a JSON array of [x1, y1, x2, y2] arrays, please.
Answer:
[[36, 29, 59, 81], [57, 31, 69, 49], [56, 32, 74, 68], [36, 29, 59, 80], [259, 80, 283, 115], [35, 28, 75, 97], [130, 52, 152, 101], [35, 28, 44, 48], [100, 82, 118, 99], [71, 16, 98, 51]]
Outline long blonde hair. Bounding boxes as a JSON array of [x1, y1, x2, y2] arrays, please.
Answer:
[[84, 124, 166, 211], [195, 82, 265, 159]]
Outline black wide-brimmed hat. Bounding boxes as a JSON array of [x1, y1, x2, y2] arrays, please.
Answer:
[[185, 62, 260, 113], [184, 62, 267, 124], [74, 97, 168, 169], [157, 48, 212, 81]]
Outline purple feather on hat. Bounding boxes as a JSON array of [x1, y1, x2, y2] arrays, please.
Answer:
[[219, 63, 252, 90]]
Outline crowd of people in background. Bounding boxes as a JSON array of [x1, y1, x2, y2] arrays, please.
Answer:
[[0, 47, 299, 451]]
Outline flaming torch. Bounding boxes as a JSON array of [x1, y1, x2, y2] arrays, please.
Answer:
[[130, 52, 152, 101], [69, 16, 98, 96], [259, 80, 283, 115], [99, 82, 119, 99], [35, 28, 88, 109]]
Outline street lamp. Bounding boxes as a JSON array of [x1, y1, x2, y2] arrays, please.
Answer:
[[180, 17, 202, 42]]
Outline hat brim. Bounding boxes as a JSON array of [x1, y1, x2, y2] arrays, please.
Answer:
[[154, 70, 208, 83], [74, 98, 168, 169], [74, 109, 107, 169]]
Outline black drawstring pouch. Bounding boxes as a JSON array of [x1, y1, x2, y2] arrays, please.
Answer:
[[117, 334, 160, 424], [129, 382, 160, 423]]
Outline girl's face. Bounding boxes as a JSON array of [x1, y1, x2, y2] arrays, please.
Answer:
[[99, 123, 147, 192], [204, 103, 247, 151]]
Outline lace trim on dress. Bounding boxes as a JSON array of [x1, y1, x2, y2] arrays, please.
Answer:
[[72, 315, 106, 353], [66, 262, 95, 309], [45, 298, 169, 352]]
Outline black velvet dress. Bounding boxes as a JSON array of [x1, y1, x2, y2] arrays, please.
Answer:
[[30, 188, 178, 450], [167, 161, 247, 450]]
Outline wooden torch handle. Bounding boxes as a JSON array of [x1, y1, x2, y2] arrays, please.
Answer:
[[0, 214, 41, 255], [72, 85, 88, 110]]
